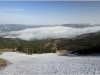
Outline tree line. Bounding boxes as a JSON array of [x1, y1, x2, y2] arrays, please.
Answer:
[[16, 43, 56, 54]]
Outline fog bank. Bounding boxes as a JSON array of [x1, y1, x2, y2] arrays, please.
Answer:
[[0, 26, 100, 41]]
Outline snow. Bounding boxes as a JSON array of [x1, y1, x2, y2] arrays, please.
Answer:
[[0, 52, 100, 75]]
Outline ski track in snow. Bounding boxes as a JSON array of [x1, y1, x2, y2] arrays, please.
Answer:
[[0, 52, 100, 75]]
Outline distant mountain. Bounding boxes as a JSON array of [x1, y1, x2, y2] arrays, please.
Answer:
[[0, 24, 52, 32], [62, 24, 92, 28], [0, 24, 100, 33], [61, 24, 100, 28]]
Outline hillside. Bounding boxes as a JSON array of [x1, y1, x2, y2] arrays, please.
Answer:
[[0, 37, 29, 49], [56, 31, 100, 54], [0, 37, 56, 54], [0, 31, 100, 54]]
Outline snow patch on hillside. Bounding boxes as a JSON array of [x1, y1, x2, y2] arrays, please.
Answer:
[[0, 52, 100, 75]]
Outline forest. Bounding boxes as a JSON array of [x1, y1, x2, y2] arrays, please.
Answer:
[[16, 42, 56, 54], [0, 31, 100, 55], [57, 31, 100, 54], [0, 37, 56, 54]]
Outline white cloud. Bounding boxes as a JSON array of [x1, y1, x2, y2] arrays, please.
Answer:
[[1, 26, 100, 41]]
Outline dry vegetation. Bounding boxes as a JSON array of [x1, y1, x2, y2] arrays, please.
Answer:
[[56, 50, 67, 54], [0, 49, 12, 52], [0, 58, 7, 67], [0, 48, 12, 67], [45, 43, 51, 47]]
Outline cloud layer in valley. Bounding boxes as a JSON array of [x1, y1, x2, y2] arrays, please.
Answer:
[[0, 26, 100, 41]]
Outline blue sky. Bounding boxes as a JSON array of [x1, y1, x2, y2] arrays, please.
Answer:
[[0, 1, 100, 25]]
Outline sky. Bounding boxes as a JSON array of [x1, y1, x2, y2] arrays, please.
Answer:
[[0, 1, 100, 25]]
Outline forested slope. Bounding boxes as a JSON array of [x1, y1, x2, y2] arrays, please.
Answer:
[[0, 31, 100, 54], [56, 31, 100, 54]]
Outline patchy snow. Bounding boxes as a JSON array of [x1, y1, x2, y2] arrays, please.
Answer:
[[0, 52, 100, 75]]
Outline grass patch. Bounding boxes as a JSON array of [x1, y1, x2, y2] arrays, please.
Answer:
[[56, 50, 67, 54], [0, 49, 13, 52], [0, 49, 12, 67], [0, 58, 7, 67]]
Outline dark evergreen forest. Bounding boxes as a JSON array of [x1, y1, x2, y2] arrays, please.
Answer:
[[0, 31, 100, 54]]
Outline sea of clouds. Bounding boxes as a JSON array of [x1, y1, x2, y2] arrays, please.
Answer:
[[0, 26, 100, 41]]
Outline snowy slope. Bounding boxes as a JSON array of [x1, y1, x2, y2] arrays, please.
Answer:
[[0, 52, 100, 75]]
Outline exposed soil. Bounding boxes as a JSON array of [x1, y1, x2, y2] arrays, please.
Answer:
[[0, 52, 7, 67], [0, 58, 7, 67]]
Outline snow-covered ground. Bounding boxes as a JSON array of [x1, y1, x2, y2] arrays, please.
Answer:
[[0, 52, 100, 75]]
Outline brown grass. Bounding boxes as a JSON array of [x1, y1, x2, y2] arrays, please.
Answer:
[[0, 49, 12, 52], [45, 43, 51, 47], [0, 48, 11, 67], [0, 58, 7, 67], [56, 50, 67, 54]]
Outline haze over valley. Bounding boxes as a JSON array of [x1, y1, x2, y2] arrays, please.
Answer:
[[0, 24, 100, 41]]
